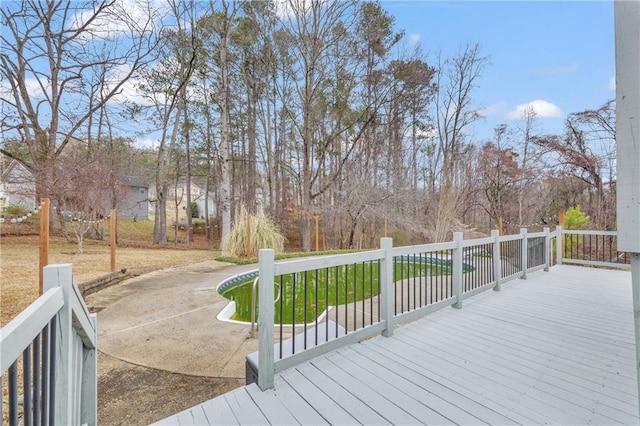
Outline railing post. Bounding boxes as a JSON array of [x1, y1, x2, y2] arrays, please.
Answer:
[[520, 228, 528, 279], [43, 264, 74, 425], [257, 249, 275, 390], [543, 227, 551, 272], [81, 314, 97, 425], [556, 225, 563, 265], [380, 237, 394, 337], [492, 230, 502, 291], [452, 232, 464, 309]]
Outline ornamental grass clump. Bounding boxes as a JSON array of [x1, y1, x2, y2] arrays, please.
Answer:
[[222, 207, 285, 258]]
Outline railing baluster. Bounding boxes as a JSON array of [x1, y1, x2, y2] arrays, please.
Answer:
[[279, 276, 283, 360], [353, 263, 357, 331], [292, 273, 296, 354], [344, 265, 349, 332], [315, 269, 319, 346], [335, 266, 339, 336], [303, 272, 308, 351], [48, 317, 56, 426], [361, 262, 366, 329], [325, 268, 329, 342], [9, 362, 18, 426], [34, 333, 41, 426], [370, 261, 374, 325], [24, 345, 33, 426]]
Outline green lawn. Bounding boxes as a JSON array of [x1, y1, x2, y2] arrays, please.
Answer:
[[221, 257, 456, 324]]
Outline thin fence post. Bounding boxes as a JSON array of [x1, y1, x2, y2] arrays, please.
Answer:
[[520, 228, 528, 279], [257, 249, 275, 390], [110, 210, 117, 272], [380, 237, 394, 337], [556, 225, 563, 265], [452, 232, 464, 309], [39, 198, 50, 295], [246, 214, 252, 258], [543, 227, 551, 272], [492, 230, 502, 291], [43, 264, 74, 425], [315, 215, 319, 252]]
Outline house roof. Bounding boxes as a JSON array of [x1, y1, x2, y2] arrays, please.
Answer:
[[118, 175, 148, 188]]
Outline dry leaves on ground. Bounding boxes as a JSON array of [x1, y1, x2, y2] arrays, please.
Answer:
[[1, 235, 219, 326]]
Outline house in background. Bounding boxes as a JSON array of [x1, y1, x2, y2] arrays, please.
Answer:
[[0, 158, 37, 213], [0, 155, 149, 219], [114, 175, 150, 220], [149, 179, 217, 221]]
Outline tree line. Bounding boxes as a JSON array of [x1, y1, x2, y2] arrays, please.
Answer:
[[0, 0, 615, 250]]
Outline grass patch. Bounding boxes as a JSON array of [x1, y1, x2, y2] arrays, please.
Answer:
[[222, 258, 453, 324]]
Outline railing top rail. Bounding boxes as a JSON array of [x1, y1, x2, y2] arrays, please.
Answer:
[[461, 236, 494, 247], [1, 287, 63, 372], [70, 275, 97, 348], [392, 241, 456, 256], [274, 249, 385, 276], [499, 234, 523, 242], [563, 230, 618, 236], [527, 231, 547, 238]]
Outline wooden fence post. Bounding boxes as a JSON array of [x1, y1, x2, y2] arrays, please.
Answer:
[[492, 229, 502, 292], [110, 210, 117, 272], [257, 249, 275, 390], [452, 232, 464, 309], [246, 214, 252, 258], [39, 198, 50, 295], [497, 216, 504, 236], [314, 215, 319, 252], [384, 217, 388, 238], [380, 237, 394, 337]]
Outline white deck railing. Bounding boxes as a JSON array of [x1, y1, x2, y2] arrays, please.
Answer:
[[1, 264, 97, 425], [256, 227, 560, 390]]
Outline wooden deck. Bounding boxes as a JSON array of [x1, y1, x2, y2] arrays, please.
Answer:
[[155, 265, 638, 425]]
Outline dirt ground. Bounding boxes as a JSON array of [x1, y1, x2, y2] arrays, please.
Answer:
[[2, 233, 235, 425], [98, 352, 243, 425]]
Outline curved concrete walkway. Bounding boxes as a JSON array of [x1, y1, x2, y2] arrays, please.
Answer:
[[86, 261, 260, 380]]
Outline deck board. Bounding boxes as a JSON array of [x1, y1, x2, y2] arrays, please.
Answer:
[[243, 384, 299, 425], [155, 265, 639, 425]]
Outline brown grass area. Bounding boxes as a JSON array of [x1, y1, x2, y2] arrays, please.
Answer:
[[1, 219, 224, 423], [1, 234, 220, 327]]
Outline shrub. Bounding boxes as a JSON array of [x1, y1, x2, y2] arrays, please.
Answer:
[[564, 205, 589, 230], [564, 205, 589, 258], [3, 204, 28, 218], [221, 207, 285, 258]]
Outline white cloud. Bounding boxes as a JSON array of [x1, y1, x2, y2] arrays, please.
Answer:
[[0, 77, 48, 99], [70, 0, 162, 37], [609, 75, 616, 91], [408, 33, 421, 45], [135, 137, 158, 149], [478, 102, 505, 118], [506, 100, 563, 120], [274, 0, 296, 18]]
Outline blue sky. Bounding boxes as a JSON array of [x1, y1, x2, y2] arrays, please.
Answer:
[[382, 0, 615, 142]]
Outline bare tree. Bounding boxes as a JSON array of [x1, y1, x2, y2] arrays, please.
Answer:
[[432, 43, 487, 241], [0, 0, 159, 205]]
